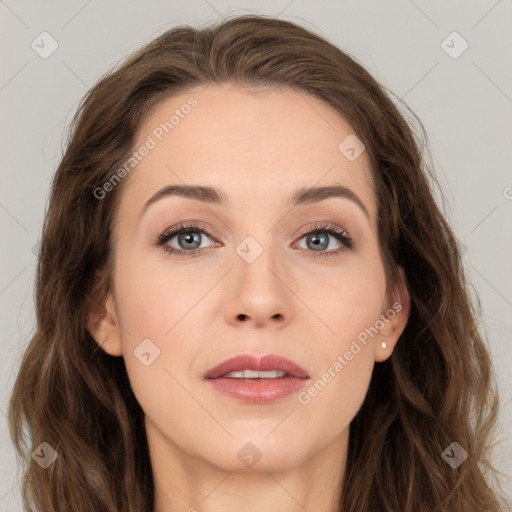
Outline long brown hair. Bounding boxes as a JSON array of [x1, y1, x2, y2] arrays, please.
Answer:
[[8, 14, 505, 511]]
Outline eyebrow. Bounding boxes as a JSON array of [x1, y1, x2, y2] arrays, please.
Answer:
[[140, 183, 370, 219]]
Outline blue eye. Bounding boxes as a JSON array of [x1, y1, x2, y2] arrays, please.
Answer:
[[155, 222, 216, 258], [295, 224, 354, 257], [155, 221, 354, 259]]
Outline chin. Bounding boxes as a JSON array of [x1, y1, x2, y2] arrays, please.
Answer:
[[195, 433, 312, 474]]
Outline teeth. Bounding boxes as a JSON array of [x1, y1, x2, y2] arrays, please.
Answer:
[[222, 369, 286, 379]]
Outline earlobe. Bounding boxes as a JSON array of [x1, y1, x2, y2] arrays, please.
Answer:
[[375, 338, 391, 363], [86, 292, 123, 357]]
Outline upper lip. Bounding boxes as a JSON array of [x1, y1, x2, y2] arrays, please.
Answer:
[[204, 354, 310, 379]]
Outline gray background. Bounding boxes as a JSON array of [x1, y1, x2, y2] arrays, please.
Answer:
[[1, 0, 511, 509]]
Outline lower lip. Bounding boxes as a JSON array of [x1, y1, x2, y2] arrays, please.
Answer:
[[206, 377, 309, 403]]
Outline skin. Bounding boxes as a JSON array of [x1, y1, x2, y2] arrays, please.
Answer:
[[88, 84, 410, 512]]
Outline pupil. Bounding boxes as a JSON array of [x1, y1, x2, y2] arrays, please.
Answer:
[[180, 231, 201, 249], [309, 233, 327, 251]]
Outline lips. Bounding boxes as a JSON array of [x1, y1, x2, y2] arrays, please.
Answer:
[[204, 354, 310, 380], [204, 354, 310, 403]]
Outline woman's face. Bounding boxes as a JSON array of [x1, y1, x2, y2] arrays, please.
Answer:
[[90, 84, 409, 474]]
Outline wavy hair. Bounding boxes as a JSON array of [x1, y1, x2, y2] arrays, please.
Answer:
[[8, 14, 504, 511]]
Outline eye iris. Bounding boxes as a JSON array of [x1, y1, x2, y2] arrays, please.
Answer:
[[307, 233, 328, 251], [179, 231, 201, 250]]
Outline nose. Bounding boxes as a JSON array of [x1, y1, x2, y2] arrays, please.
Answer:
[[224, 249, 293, 329]]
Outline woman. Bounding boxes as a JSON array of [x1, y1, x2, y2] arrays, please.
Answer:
[[8, 14, 505, 512]]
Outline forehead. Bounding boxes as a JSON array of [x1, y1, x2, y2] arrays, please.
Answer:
[[117, 84, 376, 227], [136, 83, 367, 155]]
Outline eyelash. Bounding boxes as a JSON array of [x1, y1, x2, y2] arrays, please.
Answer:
[[154, 221, 354, 259]]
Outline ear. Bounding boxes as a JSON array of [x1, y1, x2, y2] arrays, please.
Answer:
[[86, 277, 123, 357], [374, 265, 410, 363]]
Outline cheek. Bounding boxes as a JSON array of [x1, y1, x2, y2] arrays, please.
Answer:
[[297, 315, 376, 434], [294, 256, 385, 417], [114, 266, 198, 445], [113, 247, 196, 340], [297, 346, 374, 443], [111, 247, 205, 396], [297, 253, 386, 339]]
